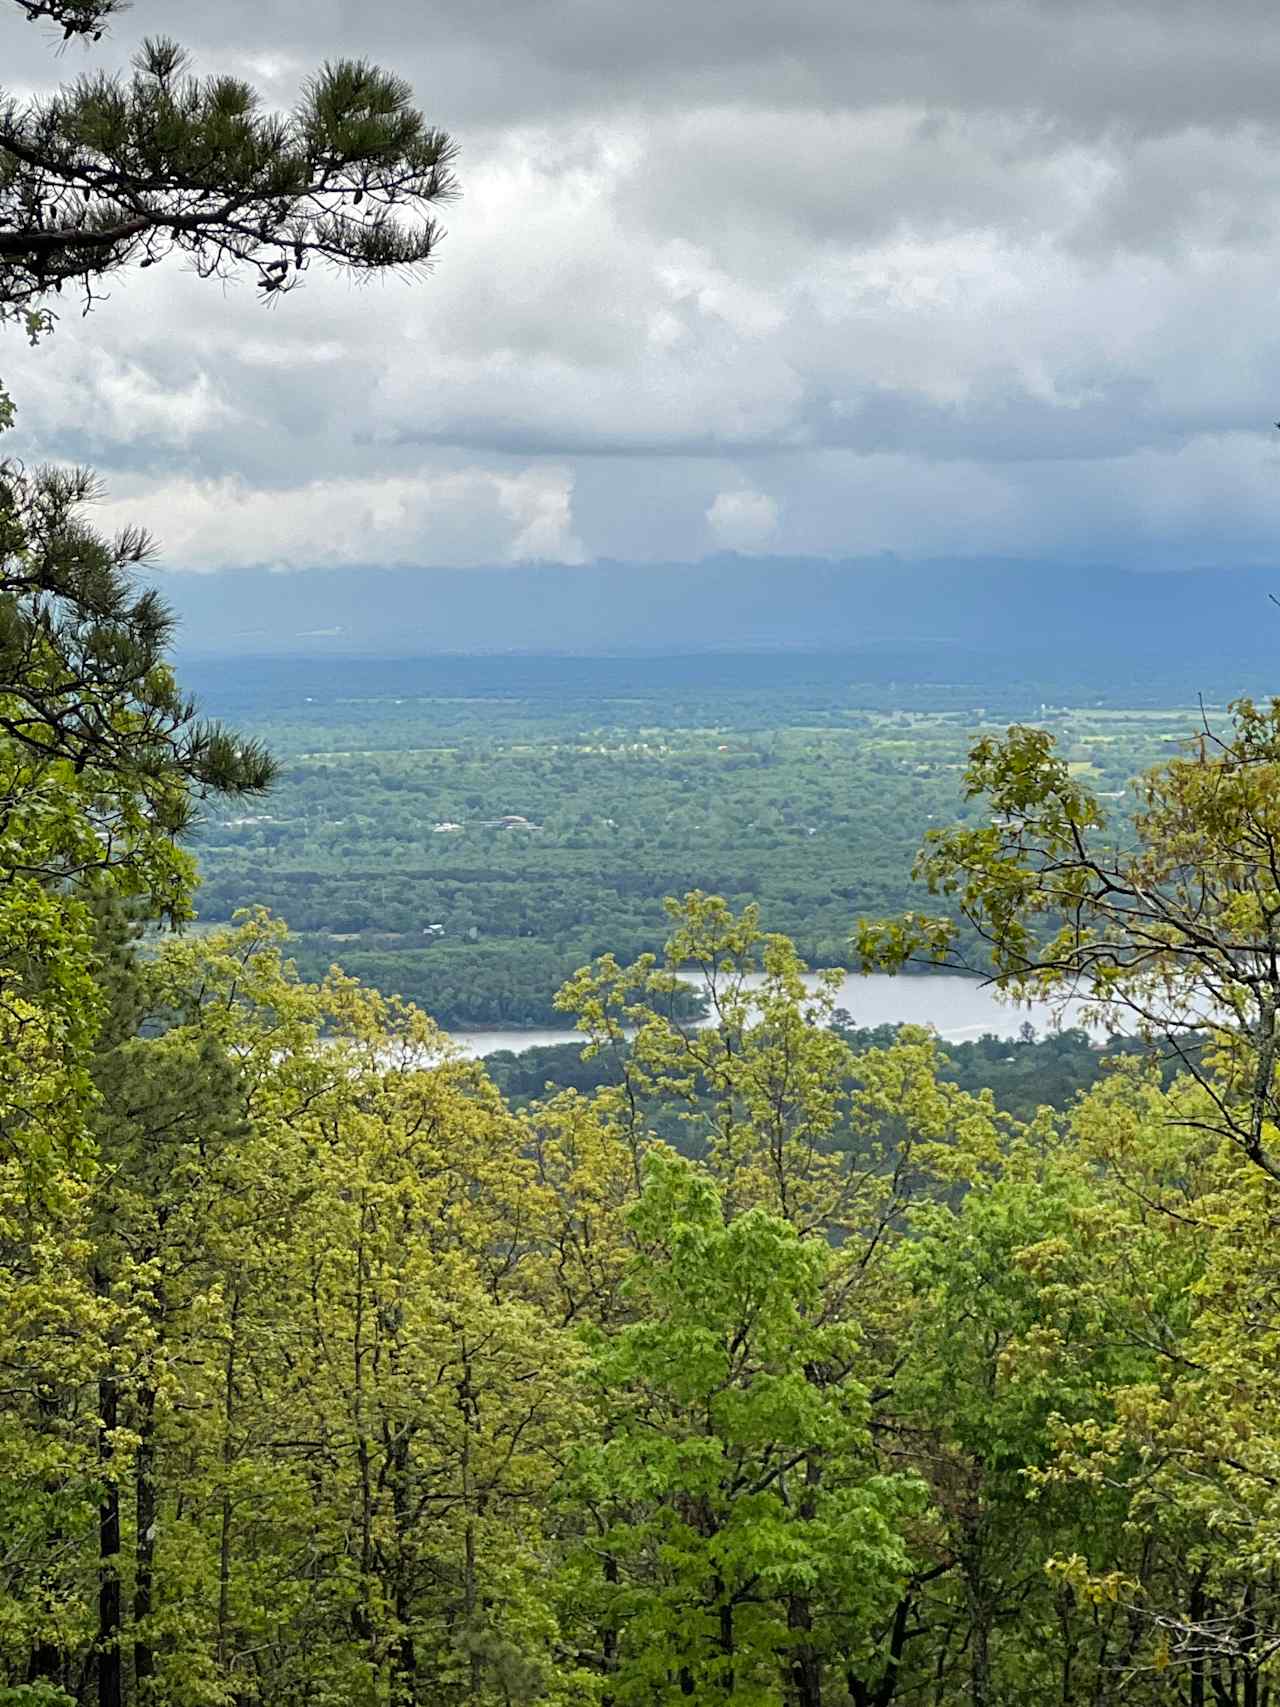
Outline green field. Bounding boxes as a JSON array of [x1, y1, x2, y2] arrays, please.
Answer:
[[188, 657, 1210, 1026]]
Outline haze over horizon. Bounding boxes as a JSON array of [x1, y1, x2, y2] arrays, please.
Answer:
[[155, 558, 1280, 690], [7, 0, 1280, 584]]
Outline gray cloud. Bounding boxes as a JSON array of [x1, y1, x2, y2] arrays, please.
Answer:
[[4, 0, 1280, 572], [150, 0, 1280, 141]]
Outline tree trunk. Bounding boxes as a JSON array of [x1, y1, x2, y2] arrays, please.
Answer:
[[350, 1217, 377, 1657], [97, 1367, 122, 1707], [1189, 1578, 1206, 1707], [218, 1290, 243, 1684], [787, 1452, 824, 1707], [787, 1592, 823, 1707], [133, 1376, 157, 1696], [963, 1520, 991, 1707], [28, 1641, 64, 1694], [29, 1384, 68, 1697], [930, 1619, 953, 1707], [715, 1581, 735, 1697], [459, 1341, 482, 1700], [601, 1550, 619, 1707], [385, 1400, 417, 1700], [1242, 1581, 1259, 1707], [462, 1507, 481, 1696], [970, 1604, 992, 1707], [849, 1593, 913, 1707]]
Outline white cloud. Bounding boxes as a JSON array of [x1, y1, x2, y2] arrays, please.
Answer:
[[707, 488, 780, 551], [498, 467, 586, 562], [91, 466, 585, 571], [7, 0, 1280, 573]]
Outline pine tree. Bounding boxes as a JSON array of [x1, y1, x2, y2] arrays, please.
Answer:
[[0, 0, 459, 1338], [1, 2, 457, 311]]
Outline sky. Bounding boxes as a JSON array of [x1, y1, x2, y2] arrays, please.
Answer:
[[6, 0, 1280, 573]]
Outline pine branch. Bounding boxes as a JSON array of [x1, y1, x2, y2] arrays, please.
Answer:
[[0, 36, 459, 309], [11, 0, 123, 39]]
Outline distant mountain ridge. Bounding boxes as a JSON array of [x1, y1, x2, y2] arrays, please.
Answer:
[[154, 554, 1280, 679]]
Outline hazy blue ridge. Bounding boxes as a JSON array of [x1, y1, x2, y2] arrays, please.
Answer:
[[156, 556, 1280, 689]]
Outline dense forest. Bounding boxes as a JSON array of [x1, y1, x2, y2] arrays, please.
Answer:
[[7, 515, 1280, 1699], [6, 2, 1280, 1703], [7, 854, 1280, 1707], [484, 1020, 1171, 1130], [184, 683, 1191, 1028]]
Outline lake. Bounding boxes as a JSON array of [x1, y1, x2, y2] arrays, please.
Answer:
[[452, 971, 1099, 1060]]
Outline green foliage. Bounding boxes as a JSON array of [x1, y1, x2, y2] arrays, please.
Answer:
[[3, 917, 590, 1706], [3, 879, 1280, 1702], [0, 456, 275, 1210], [487, 1024, 1166, 1135], [184, 676, 1187, 1029], [0, 462, 275, 826], [1, 14, 457, 308], [2, 87, 1279, 1683], [569, 1153, 919, 1704], [860, 697, 1280, 1179]]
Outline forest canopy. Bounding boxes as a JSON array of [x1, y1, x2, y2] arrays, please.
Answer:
[[2, 4, 1280, 1705], [3, 868, 1280, 1705]]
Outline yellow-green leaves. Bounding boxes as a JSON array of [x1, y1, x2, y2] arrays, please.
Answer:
[[571, 1153, 919, 1704], [860, 699, 1280, 1185]]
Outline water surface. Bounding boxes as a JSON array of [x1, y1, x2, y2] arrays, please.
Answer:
[[453, 971, 1098, 1060]]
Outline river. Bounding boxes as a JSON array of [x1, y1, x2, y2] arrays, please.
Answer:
[[451, 972, 1099, 1060]]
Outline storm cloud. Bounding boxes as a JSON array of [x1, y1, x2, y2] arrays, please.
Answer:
[[5, 0, 1280, 570]]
